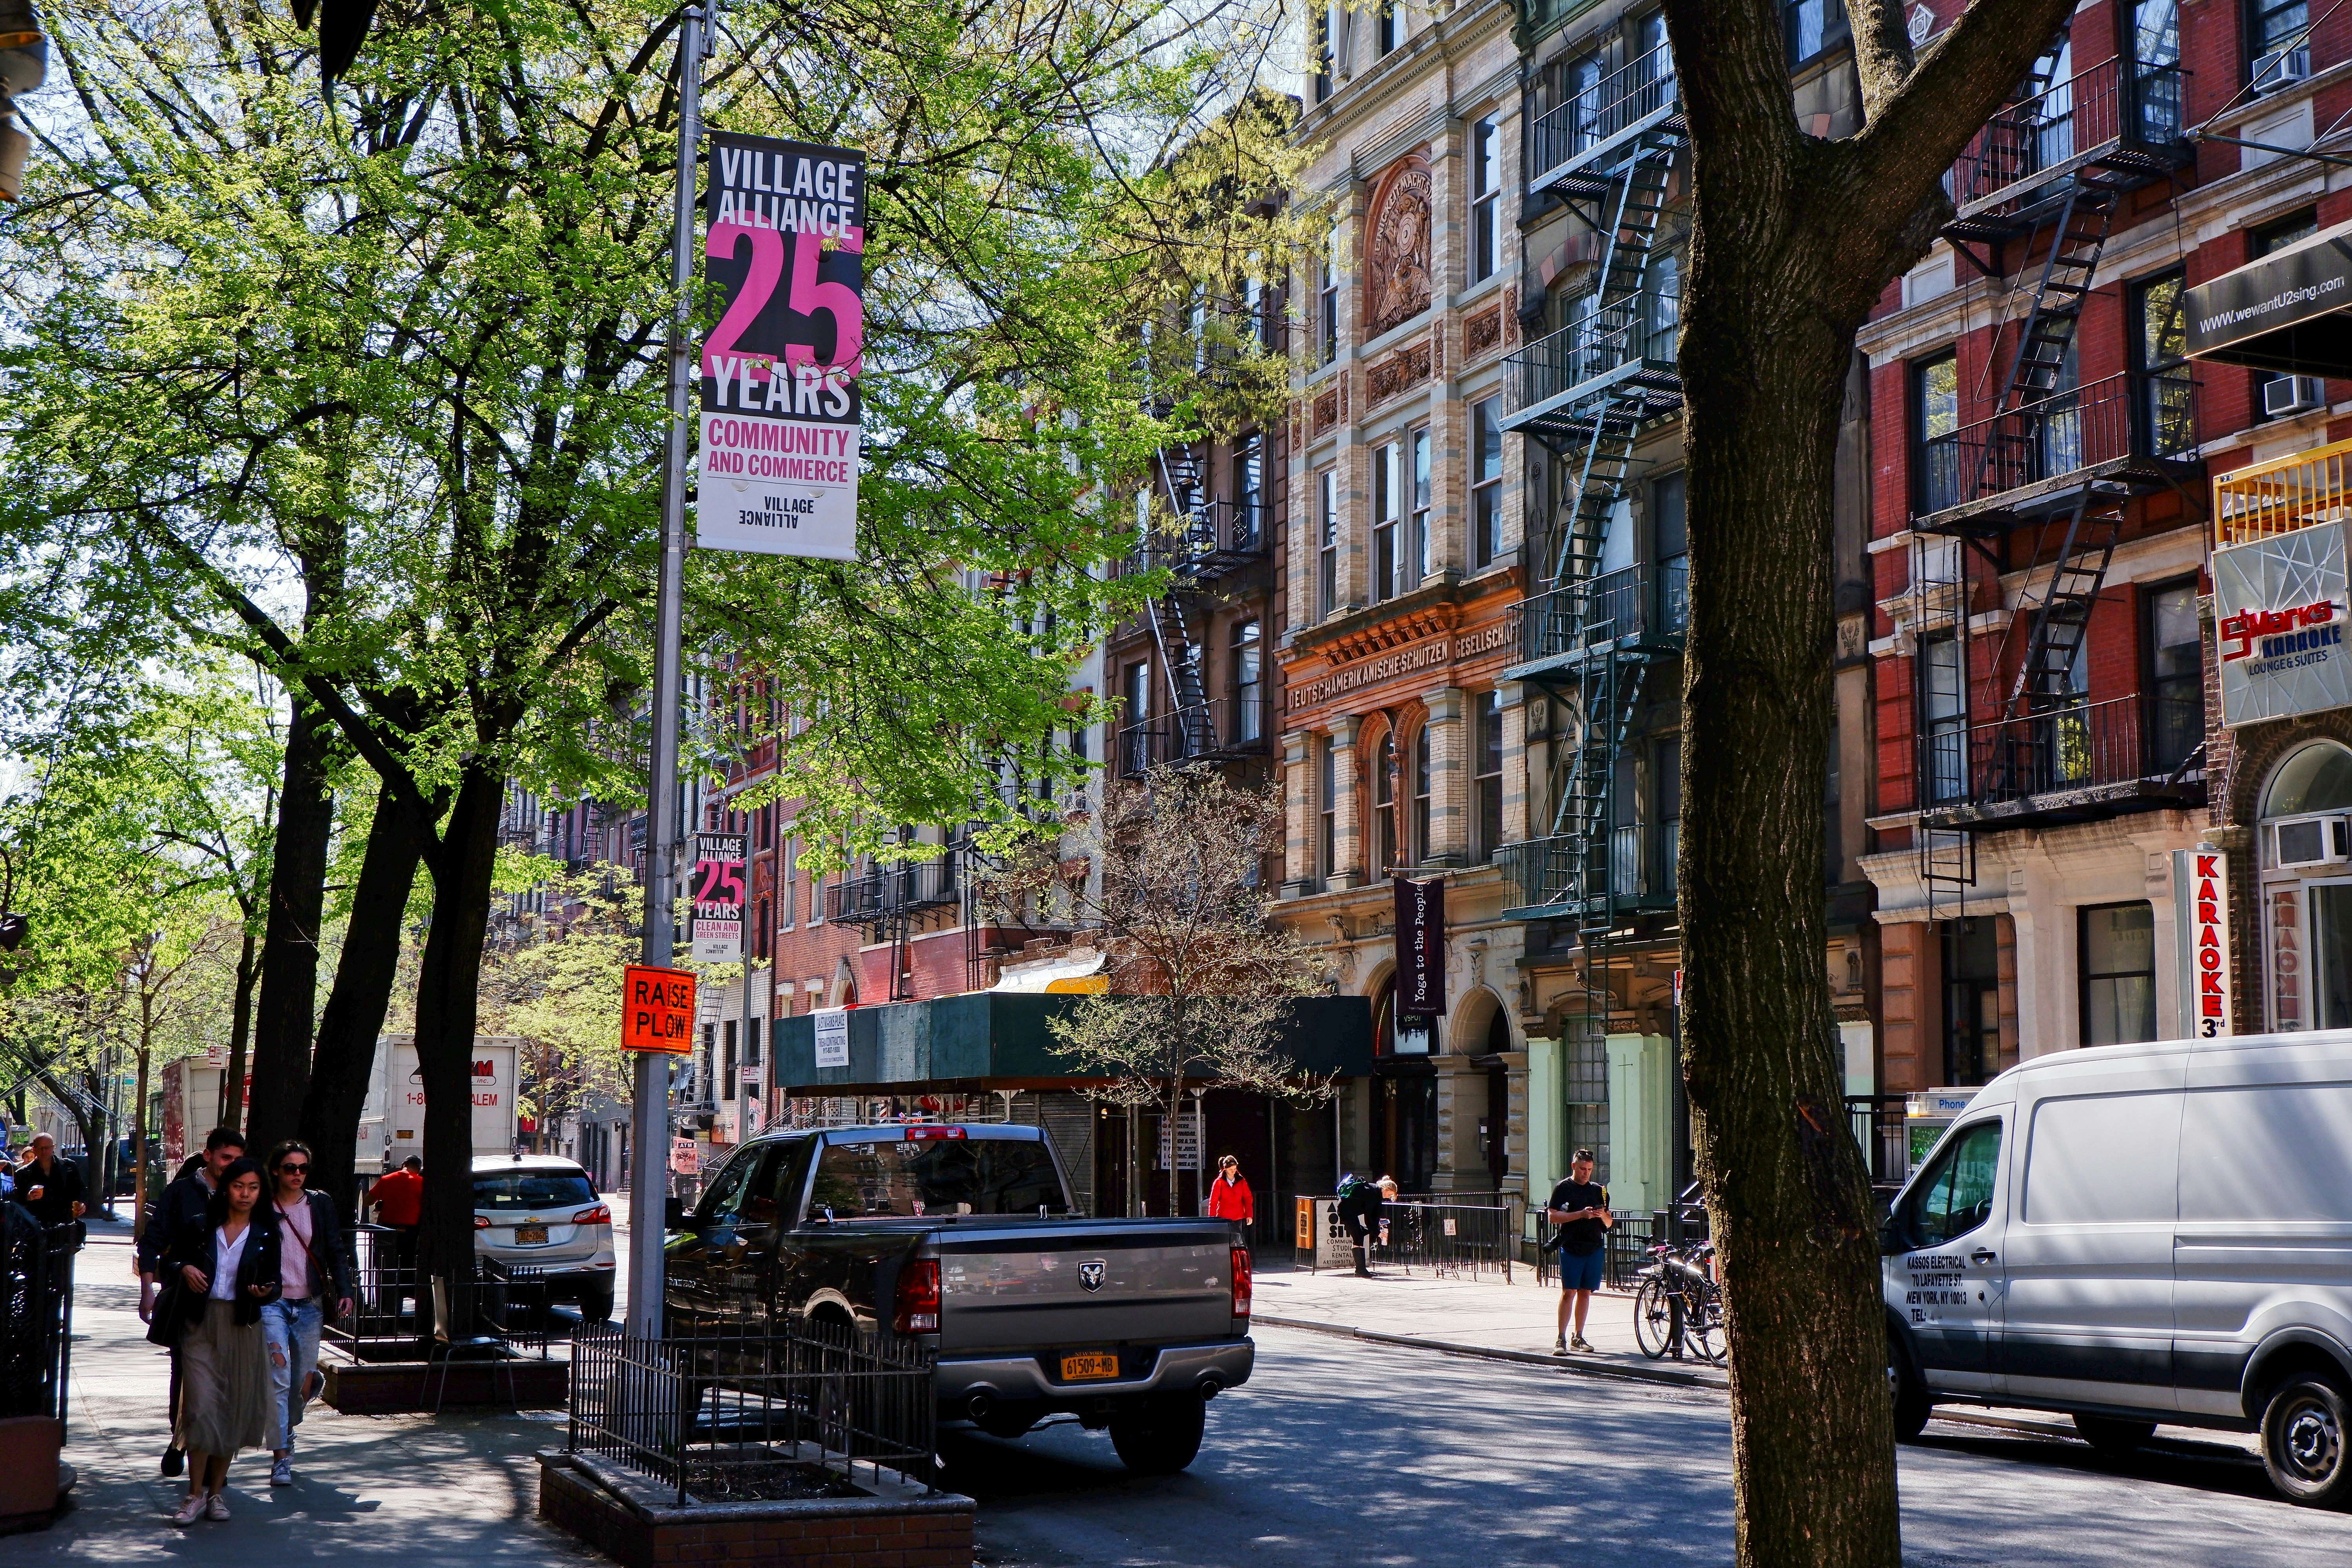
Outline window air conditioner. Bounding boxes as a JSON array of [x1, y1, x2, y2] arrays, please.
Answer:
[[2252, 48, 2312, 94], [2266, 375, 2327, 418], [2274, 813, 2352, 871]]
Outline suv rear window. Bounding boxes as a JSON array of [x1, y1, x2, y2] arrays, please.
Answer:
[[809, 1137, 1066, 1218], [473, 1170, 596, 1210]]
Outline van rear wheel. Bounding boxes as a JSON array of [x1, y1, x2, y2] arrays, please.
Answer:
[[2072, 1415, 2156, 1457], [2262, 1375, 2352, 1507], [1888, 1352, 1930, 1443]]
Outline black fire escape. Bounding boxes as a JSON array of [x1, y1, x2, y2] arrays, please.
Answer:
[[1910, 25, 2200, 916]]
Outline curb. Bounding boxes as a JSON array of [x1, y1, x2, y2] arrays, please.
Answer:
[[1253, 1312, 1731, 1391]]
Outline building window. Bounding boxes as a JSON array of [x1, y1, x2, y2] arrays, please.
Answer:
[[1318, 239, 1339, 365], [1313, 5, 1334, 101], [1410, 727, 1432, 866], [2080, 902, 2157, 1046], [2251, 212, 2318, 414], [1373, 440, 1403, 602], [2249, 0, 2308, 72], [1373, 730, 1397, 875], [1233, 435, 1263, 550], [1913, 351, 1959, 513], [2132, 269, 2190, 456], [1941, 916, 2000, 1086], [1651, 470, 1688, 632], [1922, 633, 1966, 805], [1319, 737, 1339, 880], [1652, 735, 1681, 897], [1377, 0, 1399, 55], [1471, 396, 1503, 568], [2145, 578, 2201, 776], [1232, 619, 1263, 742], [1785, 0, 1849, 65], [1318, 468, 1340, 618], [1470, 115, 1501, 283], [1475, 691, 1503, 860], [781, 838, 797, 926], [1122, 659, 1152, 776], [756, 899, 769, 960], [1409, 427, 1432, 585]]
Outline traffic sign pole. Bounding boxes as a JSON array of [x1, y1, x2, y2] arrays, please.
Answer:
[[629, 0, 707, 1340]]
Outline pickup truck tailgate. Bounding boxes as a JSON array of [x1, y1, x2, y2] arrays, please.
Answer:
[[934, 1219, 1238, 1352]]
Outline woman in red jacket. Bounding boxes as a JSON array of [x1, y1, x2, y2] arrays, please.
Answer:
[[1205, 1155, 1253, 1225]]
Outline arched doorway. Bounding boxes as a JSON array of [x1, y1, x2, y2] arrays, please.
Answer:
[[2258, 740, 2352, 1031]]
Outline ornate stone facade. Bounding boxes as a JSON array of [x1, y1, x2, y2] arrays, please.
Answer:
[[1364, 156, 1432, 339]]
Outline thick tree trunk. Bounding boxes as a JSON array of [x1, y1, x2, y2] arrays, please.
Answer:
[[220, 926, 259, 1131], [409, 763, 503, 1316], [1676, 207, 1898, 1562], [246, 701, 336, 1153], [301, 782, 429, 1216]]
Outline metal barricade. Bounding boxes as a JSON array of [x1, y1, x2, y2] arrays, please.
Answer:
[[1372, 1200, 1514, 1282], [570, 1312, 936, 1506], [332, 1223, 427, 1359], [0, 1212, 76, 1427], [1602, 1211, 1656, 1289]]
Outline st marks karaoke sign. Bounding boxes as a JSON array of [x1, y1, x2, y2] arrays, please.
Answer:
[[698, 133, 866, 559]]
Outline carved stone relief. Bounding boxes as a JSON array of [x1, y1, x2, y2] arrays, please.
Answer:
[[1364, 158, 1433, 338]]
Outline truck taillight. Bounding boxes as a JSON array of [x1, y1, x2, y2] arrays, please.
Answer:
[[893, 1257, 941, 1334], [572, 1204, 610, 1225], [474, 1215, 490, 1229], [1230, 1245, 1251, 1319], [904, 1125, 966, 1141]]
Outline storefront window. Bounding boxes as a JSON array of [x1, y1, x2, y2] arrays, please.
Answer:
[[2259, 741, 2352, 1033], [2079, 902, 2156, 1045], [1942, 917, 2000, 1085]]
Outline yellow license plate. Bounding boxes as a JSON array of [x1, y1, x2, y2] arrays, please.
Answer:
[[1060, 1352, 1120, 1381], [514, 1225, 548, 1245]]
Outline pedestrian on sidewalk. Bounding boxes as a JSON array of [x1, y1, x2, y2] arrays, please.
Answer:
[[139, 1127, 245, 1479], [262, 1140, 356, 1488], [1547, 1149, 1612, 1355], [16, 1134, 87, 1231], [1206, 1155, 1254, 1230], [160, 1156, 282, 1524], [366, 1156, 424, 1320], [1336, 1174, 1395, 1278]]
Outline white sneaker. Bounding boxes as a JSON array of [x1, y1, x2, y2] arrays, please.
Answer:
[[270, 1457, 294, 1487], [205, 1492, 231, 1521], [171, 1494, 206, 1526]]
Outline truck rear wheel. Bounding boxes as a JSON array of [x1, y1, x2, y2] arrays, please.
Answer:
[[1109, 1394, 1206, 1475], [2262, 1374, 2352, 1507]]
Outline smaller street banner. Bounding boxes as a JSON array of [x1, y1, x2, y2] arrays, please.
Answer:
[[691, 832, 746, 962], [2172, 850, 2232, 1040], [697, 133, 866, 559], [623, 965, 696, 1054], [1393, 875, 1446, 1032]]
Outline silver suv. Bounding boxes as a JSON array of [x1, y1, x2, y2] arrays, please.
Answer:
[[472, 1154, 615, 1321]]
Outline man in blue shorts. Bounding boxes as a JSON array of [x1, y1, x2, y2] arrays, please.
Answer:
[[1546, 1149, 1612, 1354]]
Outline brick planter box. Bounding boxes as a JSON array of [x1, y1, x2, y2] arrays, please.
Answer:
[[537, 1448, 974, 1568], [322, 1356, 569, 1413]]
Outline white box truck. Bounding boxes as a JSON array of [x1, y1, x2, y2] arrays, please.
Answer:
[[356, 1034, 520, 1177]]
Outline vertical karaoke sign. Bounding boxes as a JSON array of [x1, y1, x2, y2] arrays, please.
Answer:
[[699, 134, 866, 558]]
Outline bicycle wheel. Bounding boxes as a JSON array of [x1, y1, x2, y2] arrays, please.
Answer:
[[1684, 1284, 1728, 1365], [1632, 1276, 1681, 1359]]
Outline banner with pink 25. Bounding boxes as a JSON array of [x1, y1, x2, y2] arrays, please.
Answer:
[[697, 132, 866, 559]]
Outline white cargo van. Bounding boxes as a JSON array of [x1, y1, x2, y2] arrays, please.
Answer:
[[1883, 1027, 2352, 1506]]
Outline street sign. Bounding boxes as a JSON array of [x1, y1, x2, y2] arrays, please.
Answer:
[[813, 1006, 849, 1068], [690, 832, 746, 962], [622, 965, 697, 1053], [671, 1136, 700, 1174], [2175, 849, 2234, 1037], [697, 134, 866, 558]]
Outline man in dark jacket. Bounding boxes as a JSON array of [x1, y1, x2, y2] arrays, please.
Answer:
[[138, 1127, 245, 1478], [16, 1134, 86, 1228], [1336, 1174, 1396, 1278]]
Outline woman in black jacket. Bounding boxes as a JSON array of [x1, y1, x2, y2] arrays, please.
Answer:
[[161, 1156, 281, 1524]]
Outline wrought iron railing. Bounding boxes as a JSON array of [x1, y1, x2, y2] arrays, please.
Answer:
[[1371, 1200, 1514, 1282], [1915, 369, 2195, 516], [1507, 293, 1678, 417], [1528, 41, 1677, 184], [1511, 561, 1688, 663], [828, 846, 967, 924], [569, 1312, 936, 1507], [1499, 822, 1677, 914], [1116, 697, 1272, 776], [1918, 693, 2205, 812], [1944, 54, 2185, 216], [2213, 434, 2352, 548], [0, 1216, 76, 1426], [1847, 1094, 1910, 1186]]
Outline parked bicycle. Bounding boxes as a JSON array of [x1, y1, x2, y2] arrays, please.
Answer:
[[1632, 1237, 1726, 1365]]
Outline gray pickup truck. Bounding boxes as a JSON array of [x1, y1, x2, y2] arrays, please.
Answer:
[[664, 1122, 1253, 1473]]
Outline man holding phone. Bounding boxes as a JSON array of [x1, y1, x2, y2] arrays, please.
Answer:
[[1546, 1149, 1612, 1354]]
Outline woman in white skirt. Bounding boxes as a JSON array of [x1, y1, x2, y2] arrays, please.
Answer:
[[159, 1156, 281, 1523]]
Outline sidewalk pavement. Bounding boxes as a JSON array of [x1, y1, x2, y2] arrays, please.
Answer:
[[5, 1218, 583, 1567], [1252, 1259, 1733, 1390]]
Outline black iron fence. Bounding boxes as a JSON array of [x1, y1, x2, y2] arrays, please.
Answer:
[[1847, 1094, 1909, 1186], [0, 1212, 75, 1426], [570, 1314, 936, 1507], [1370, 1199, 1515, 1282]]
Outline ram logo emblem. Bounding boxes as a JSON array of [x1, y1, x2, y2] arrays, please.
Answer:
[[1078, 1259, 1107, 1292]]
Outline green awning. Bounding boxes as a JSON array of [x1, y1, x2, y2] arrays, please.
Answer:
[[770, 992, 1373, 1093]]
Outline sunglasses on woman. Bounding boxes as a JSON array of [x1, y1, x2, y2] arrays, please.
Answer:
[[277, 1161, 310, 1175]]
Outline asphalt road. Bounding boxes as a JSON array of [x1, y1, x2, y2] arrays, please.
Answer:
[[948, 1325, 2352, 1568]]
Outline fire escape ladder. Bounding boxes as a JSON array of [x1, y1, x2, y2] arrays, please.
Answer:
[[1978, 180, 2119, 494], [1149, 448, 1214, 761]]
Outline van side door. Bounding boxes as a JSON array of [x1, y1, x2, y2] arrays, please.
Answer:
[[1892, 1116, 2008, 1397], [2001, 1065, 2186, 1414]]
